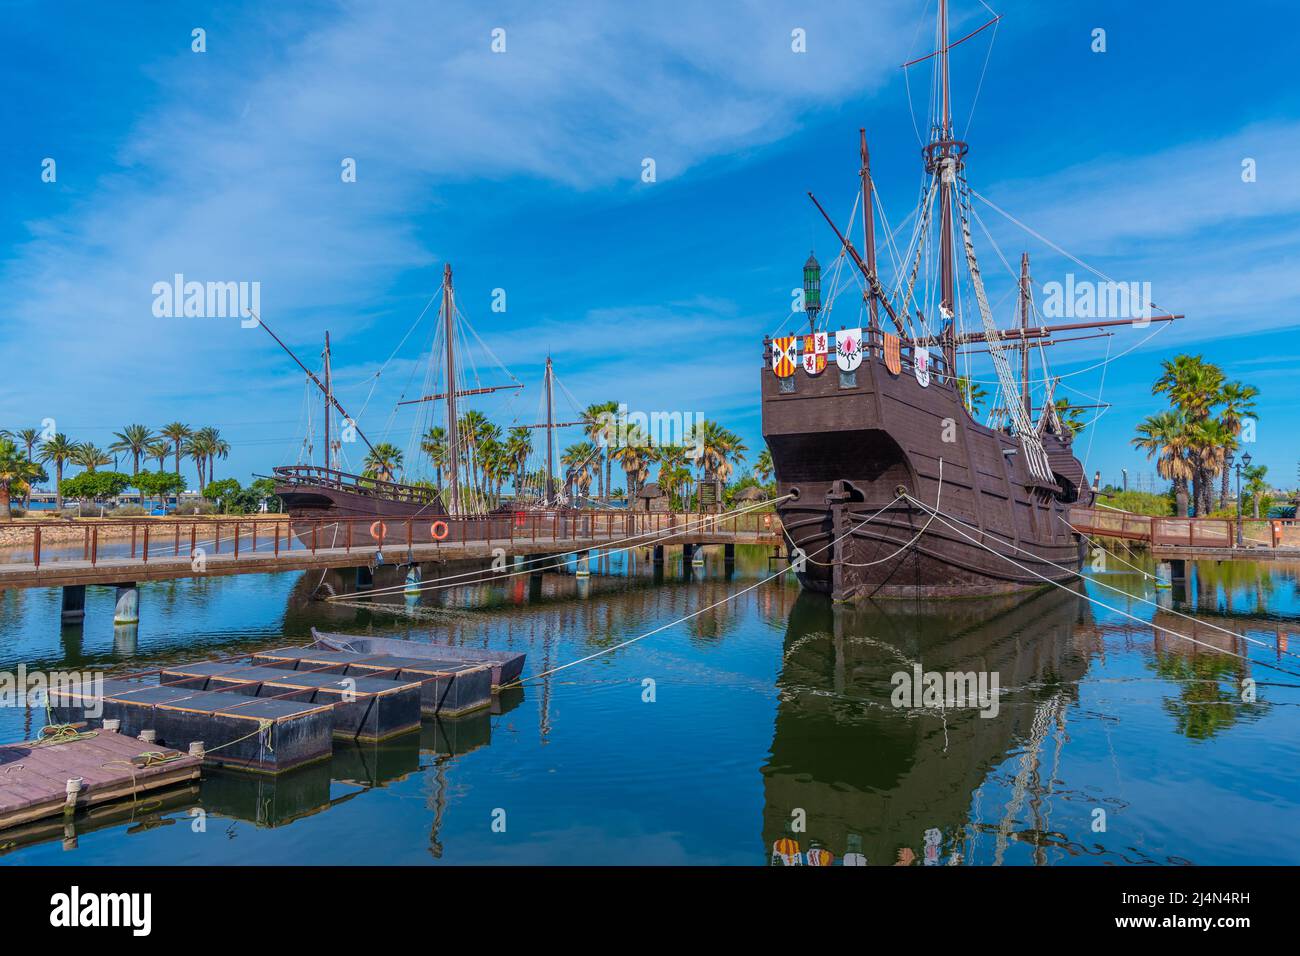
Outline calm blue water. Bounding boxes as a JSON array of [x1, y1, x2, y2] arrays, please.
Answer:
[[1, 547, 1298, 865]]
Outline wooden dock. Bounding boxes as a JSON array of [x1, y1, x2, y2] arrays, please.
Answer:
[[0, 728, 201, 831]]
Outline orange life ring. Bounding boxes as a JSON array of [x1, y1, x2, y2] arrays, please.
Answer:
[[763, 514, 772, 528], [430, 520, 449, 541], [369, 521, 387, 541]]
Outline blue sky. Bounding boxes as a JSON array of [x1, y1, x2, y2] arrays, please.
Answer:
[[2, 0, 1297, 492]]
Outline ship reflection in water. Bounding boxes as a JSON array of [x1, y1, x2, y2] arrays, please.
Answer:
[[761, 559, 1300, 866]]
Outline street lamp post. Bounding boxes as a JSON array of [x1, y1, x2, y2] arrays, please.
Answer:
[[1233, 451, 1252, 547]]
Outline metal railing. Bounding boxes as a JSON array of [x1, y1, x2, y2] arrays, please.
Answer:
[[1068, 507, 1300, 550], [2, 509, 784, 571]]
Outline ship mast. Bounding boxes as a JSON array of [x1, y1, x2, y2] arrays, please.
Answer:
[[443, 263, 460, 516], [860, 129, 880, 344], [323, 331, 333, 469], [1019, 252, 1032, 418], [937, 0, 956, 323], [544, 355, 555, 503]]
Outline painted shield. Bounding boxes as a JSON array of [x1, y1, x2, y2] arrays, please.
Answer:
[[914, 347, 931, 387], [771, 335, 797, 378], [771, 838, 803, 866], [842, 853, 869, 866], [883, 333, 901, 375], [802, 331, 828, 375], [835, 327, 863, 372], [806, 847, 834, 866]]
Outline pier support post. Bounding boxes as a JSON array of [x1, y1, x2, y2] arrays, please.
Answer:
[[652, 546, 664, 566], [576, 550, 590, 578], [1169, 559, 1186, 582], [682, 543, 694, 566], [60, 585, 87, 623], [355, 566, 374, 591], [112, 584, 139, 625], [527, 554, 544, 578]]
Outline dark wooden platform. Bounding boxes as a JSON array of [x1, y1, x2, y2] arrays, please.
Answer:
[[0, 729, 201, 831]]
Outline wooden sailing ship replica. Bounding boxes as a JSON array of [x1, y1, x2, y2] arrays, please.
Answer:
[[263, 264, 595, 543], [761, 0, 1178, 600]]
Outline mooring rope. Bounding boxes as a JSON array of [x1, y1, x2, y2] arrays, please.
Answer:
[[904, 493, 1300, 679], [335, 495, 792, 602], [503, 492, 902, 689], [804, 460, 944, 567]]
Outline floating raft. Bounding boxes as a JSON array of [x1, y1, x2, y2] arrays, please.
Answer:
[[0, 728, 201, 831], [250, 646, 493, 716], [311, 629, 527, 688], [49, 680, 334, 774], [157, 662, 423, 741]]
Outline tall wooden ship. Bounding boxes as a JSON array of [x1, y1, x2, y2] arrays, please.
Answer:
[[260, 264, 593, 544], [761, 0, 1178, 600]]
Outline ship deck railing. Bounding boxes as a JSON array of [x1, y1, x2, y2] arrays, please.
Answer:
[[271, 464, 442, 505]]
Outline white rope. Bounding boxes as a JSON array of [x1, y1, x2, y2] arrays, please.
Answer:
[[329, 494, 791, 601], [804, 459, 944, 567], [905, 493, 1300, 677], [507, 486, 904, 688]]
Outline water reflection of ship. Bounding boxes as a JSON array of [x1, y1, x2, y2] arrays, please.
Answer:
[[762, 587, 1099, 865]]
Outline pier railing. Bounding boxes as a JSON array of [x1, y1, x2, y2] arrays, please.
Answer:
[[0, 509, 784, 572], [1068, 507, 1300, 551]]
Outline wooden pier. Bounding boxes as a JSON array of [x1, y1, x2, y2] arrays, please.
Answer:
[[1069, 507, 1300, 562], [0, 728, 201, 831]]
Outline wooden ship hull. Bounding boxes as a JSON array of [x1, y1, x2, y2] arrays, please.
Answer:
[[272, 465, 456, 547], [761, 347, 1091, 600]]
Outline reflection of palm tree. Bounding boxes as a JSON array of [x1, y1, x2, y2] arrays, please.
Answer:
[[1152, 650, 1259, 740]]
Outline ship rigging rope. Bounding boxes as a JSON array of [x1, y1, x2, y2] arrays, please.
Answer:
[[903, 493, 1300, 678], [324, 494, 792, 602], [503, 491, 906, 690], [803, 460, 944, 567]]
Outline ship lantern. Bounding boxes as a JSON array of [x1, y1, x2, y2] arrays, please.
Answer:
[[802, 252, 821, 318]]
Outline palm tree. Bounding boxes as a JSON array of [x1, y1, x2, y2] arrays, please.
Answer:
[[12, 428, 41, 507], [1152, 355, 1228, 515], [694, 420, 747, 483], [0, 439, 42, 522], [582, 400, 619, 503], [562, 441, 598, 499], [1052, 398, 1089, 439], [1188, 417, 1231, 516], [38, 433, 77, 509], [457, 410, 493, 491], [160, 422, 192, 478], [611, 425, 653, 501], [70, 443, 112, 472], [755, 448, 774, 485], [146, 439, 172, 473], [108, 424, 156, 474], [505, 426, 533, 497], [192, 427, 229, 484], [1132, 411, 1193, 516], [183, 432, 213, 491], [1243, 463, 1269, 519], [1217, 382, 1258, 508], [363, 443, 404, 482], [420, 426, 448, 493], [656, 445, 691, 511], [956, 376, 990, 416]]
